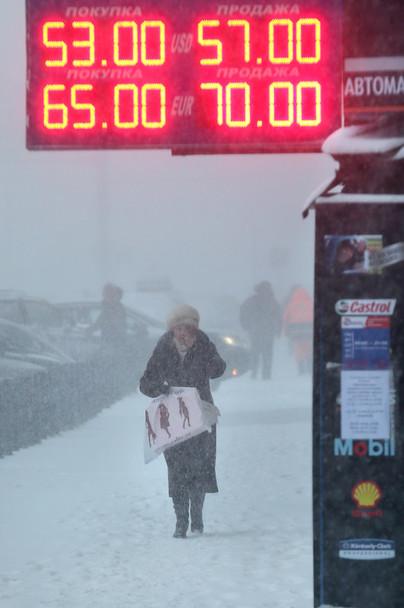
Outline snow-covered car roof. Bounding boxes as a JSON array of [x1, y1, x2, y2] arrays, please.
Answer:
[[0, 319, 73, 364], [56, 300, 164, 330]]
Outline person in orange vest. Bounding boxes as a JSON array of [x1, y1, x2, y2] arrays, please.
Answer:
[[283, 286, 313, 374]]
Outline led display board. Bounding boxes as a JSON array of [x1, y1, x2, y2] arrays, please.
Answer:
[[26, 0, 342, 152]]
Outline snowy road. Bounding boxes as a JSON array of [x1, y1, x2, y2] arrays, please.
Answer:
[[0, 352, 313, 608]]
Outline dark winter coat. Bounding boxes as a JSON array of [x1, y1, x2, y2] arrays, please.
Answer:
[[92, 301, 127, 348], [139, 330, 226, 497], [240, 293, 281, 339]]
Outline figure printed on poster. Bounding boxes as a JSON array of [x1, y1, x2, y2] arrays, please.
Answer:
[[143, 387, 220, 464], [158, 403, 171, 438], [145, 410, 157, 447], [178, 396, 191, 429]]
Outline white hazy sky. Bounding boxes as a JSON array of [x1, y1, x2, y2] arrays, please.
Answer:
[[0, 2, 337, 309]]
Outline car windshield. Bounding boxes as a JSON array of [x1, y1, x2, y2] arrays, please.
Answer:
[[24, 301, 61, 327], [0, 301, 23, 323], [0, 324, 48, 354]]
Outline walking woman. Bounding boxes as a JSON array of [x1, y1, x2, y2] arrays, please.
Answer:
[[139, 304, 226, 538]]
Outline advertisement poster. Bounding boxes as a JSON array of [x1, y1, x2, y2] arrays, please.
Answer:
[[338, 307, 394, 440], [144, 387, 219, 463], [325, 235, 404, 276], [341, 369, 390, 439], [324, 235, 383, 275]]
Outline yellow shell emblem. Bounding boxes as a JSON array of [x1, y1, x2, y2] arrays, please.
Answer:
[[352, 481, 381, 508]]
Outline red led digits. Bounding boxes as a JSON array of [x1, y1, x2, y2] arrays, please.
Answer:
[[201, 83, 251, 126], [198, 21, 223, 65], [198, 16, 324, 131], [269, 19, 293, 64], [296, 81, 321, 125], [197, 17, 321, 65], [43, 83, 167, 131], [42, 22, 67, 67], [43, 84, 68, 129], [43, 84, 95, 129], [200, 83, 224, 124], [228, 20, 251, 63], [114, 84, 139, 128], [141, 84, 166, 127], [269, 82, 294, 126], [200, 81, 322, 128], [42, 21, 96, 67], [113, 20, 166, 66], [28, 0, 341, 150], [268, 18, 321, 64], [113, 22, 139, 66], [72, 22, 95, 66], [114, 83, 166, 128], [141, 21, 166, 65], [71, 85, 96, 128], [225, 83, 251, 127], [296, 19, 321, 63], [40, 19, 168, 133], [42, 18, 167, 68]]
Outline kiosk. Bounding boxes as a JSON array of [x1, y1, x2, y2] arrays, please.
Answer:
[[306, 121, 404, 607]]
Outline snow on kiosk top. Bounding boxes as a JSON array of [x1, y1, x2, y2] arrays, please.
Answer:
[[302, 118, 404, 217], [322, 123, 404, 157]]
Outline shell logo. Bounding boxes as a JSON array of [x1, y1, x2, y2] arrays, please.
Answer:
[[352, 481, 382, 508]]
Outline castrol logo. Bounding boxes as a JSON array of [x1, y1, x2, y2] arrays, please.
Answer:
[[335, 299, 396, 316]]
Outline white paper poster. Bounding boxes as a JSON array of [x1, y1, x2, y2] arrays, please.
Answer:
[[144, 387, 220, 463], [341, 370, 390, 439]]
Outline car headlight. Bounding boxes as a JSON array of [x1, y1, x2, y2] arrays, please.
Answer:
[[222, 336, 236, 346]]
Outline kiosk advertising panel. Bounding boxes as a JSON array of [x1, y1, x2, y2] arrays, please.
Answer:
[[313, 201, 404, 608]]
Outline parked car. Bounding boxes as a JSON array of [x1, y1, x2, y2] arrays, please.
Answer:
[[0, 357, 47, 381], [55, 301, 163, 362], [208, 330, 250, 382], [55, 300, 250, 385], [0, 319, 73, 380], [0, 292, 64, 342]]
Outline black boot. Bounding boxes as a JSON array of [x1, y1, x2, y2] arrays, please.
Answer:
[[173, 523, 187, 538], [172, 492, 189, 538], [190, 489, 205, 534]]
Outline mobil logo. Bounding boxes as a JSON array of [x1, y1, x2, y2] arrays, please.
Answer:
[[334, 438, 395, 457], [335, 299, 396, 316]]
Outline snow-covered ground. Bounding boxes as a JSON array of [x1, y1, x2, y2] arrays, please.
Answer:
[[0, 341, 313, 608]]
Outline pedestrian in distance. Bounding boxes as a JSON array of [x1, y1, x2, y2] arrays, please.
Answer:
[[139, 304, 226, 539], [282, 285, 313, 375], [86, 282, 129, 396], [240, 281, 281, 380], [87, 283, 127, 351]]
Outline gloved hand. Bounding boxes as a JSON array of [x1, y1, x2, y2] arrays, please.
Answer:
[[160, 382, 170, 395]]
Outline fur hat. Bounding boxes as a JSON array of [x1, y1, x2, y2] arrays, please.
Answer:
[[167, 304, 200, 330]]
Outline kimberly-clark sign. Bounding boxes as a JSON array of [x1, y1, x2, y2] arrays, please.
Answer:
[[339, 539, 396, 561]]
